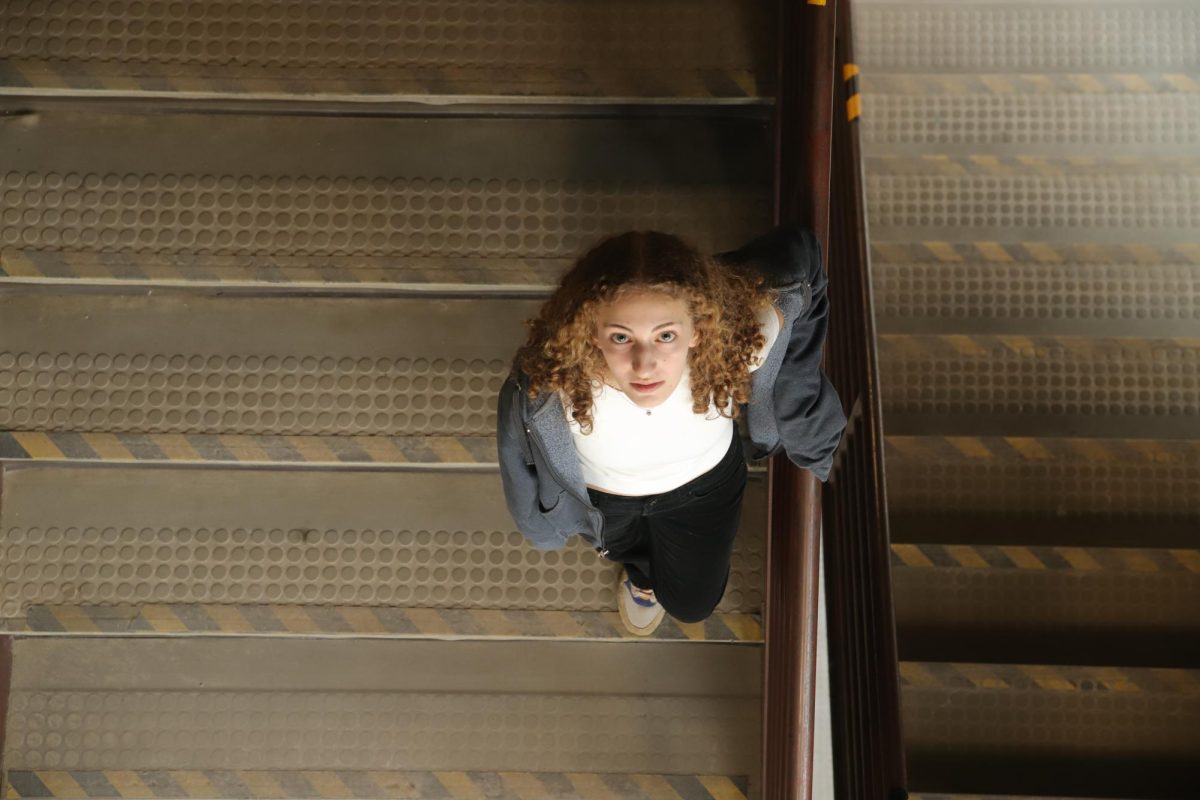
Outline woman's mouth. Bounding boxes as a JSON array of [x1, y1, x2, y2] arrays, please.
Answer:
[[629, 380, 664, 393]]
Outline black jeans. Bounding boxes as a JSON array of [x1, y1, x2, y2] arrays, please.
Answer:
[[587, 427, 749, 624]]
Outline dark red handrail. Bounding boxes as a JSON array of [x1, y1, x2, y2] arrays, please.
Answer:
[[761, 0, 837, 798], [823, 1, 907, 798], [763, 1, 905, 798]]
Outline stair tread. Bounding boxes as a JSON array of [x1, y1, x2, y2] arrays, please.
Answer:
[[1, 637, 761, 776], [0, 108, 770, 289], [0, 1, 773, 102]]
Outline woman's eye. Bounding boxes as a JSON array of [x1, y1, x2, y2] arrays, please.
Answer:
[[611, 333, 629, 344], [609, 331, 676, 345]]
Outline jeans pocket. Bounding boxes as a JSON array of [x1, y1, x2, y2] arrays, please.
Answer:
[[688, 460, 746, 501]]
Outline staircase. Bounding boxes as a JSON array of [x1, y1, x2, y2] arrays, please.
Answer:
[[0, 2, 790, 797], [855, 1, 1200, 798]]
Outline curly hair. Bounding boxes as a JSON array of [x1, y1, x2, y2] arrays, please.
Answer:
[[515, 230, 778, 434]]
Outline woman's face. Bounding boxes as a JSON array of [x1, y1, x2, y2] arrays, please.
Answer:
[[591, 288, 699, 408]]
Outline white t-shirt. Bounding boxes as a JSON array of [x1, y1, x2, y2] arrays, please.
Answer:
[[564, 302, 781, 496]]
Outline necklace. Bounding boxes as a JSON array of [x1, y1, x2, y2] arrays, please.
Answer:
[[601, 377, 656, 416]]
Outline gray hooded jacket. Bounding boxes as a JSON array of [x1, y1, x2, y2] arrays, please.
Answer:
[[496, 223, 847, 552]]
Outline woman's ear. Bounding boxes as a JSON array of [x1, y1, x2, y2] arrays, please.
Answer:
[[689, 328, 700, 348]]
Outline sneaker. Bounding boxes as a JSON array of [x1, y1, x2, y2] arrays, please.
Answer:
[[617, 566, 665, 636]]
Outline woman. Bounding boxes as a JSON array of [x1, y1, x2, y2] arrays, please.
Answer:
[[496, 223, 846, 635]]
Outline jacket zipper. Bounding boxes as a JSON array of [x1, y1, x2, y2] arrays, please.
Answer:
[[520, 389, 607, 556]]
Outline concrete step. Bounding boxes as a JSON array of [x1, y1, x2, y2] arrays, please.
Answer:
[[0, 463, 767, 640], [884, 435, 1200, 521], [892, 544, 1200, 667], [865, 171, 1200, 246], [0, 108, 770, 289], [901, 661, 1200, 799], [0, 0, 773, 104], [861, 93, 1200, 157], [874, 261, 1200, 338], [1, 636, 760, 789], [877, 335, 1200, 439], [856, 1, 1198, 74]]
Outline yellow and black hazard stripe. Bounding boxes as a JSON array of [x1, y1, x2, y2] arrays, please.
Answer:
[[0, 60, 764, 100], [878, 333, 1198, 360], [19, 604, 765, 642], [0, 250, 565, 288], [843, 63, 861, 122], [891, 544, 1200, 574], [870, 241, 1200, 266], [885, 435, 1200, 466], [865, 154, 1200, 177], [0, 432, 496, 465], [900, 662, 1200, 695], [861, 73, 1200, 95], [4, 770, 751, 799]]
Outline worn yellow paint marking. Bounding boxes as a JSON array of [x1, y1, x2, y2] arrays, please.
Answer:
[[892, 544, 935, 568], [1000, 546, 1047, 570], [564, 774, 614, 800], [406, 608, 456, 636], [11, 432, 66, 459], [974, 242, 1014, 262], [498, 772, 553, 800], [1022, 242, 1064, 263], [273, 606, 322, 634], [83, 433, 135, 461], [140, 604, 188, 633], [464, 608, 521, 638], [1118, 550, 1160, 573], [630, 774, 687, 800], [434, 777, 484, 800], [946, 437, 993, 460], [49, 607, 102, 633], [719, 613, 762, 641], [843, 63, 860, 80], [1171, 550, 1200, 574], [151, 433, 205, 461], [1022, 665, 1076, 691], [202, 605, 256, 634], [236, 772, 287, 799], [367, 772, 422, 798], [170, 771, 220, 799], [946, 545, 989, 569], [425, 437, 476, 463], [1004, 437, 1054, 461], [104, 771, 156, 799], [1164, 74, 1200, 92], [944, 334, 989, 356], [303, 772, 355, 799], [1091, 666, 1141, 693], [538, 609, 588, 638], [356, 436, 405, 463], [288, 436, 341, 463], [899, 662, 942, 688], [34, 773, 87, 798], [1057, 547, 1103, 572], [675, 619, 708, 641], [923, 241, 963, 262], [338, 607, 390, 635], [954, 663, 1009, 690], [1066, 439, 1116, 462], [1124, 243, 1163, 264], [1127, 440, 1175, 464], [699, 776, 748, 800], [218, 434, 271, 463], [1, 252, 40, 277]]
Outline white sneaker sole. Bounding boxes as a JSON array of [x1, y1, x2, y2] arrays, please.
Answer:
[[617, 573, 665, 637]]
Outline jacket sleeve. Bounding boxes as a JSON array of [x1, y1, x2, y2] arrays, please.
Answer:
[[496, 372, 572, 550], [772, 229, 847, 481]]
